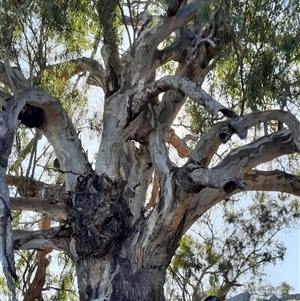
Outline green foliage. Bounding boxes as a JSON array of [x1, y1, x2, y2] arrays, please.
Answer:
[[166, 195, 299, 300], [278, 282, 294, 298], [185, 99, 214, 135], [186, 0, 300, 148], [201, 0, 300, 115], [0, 0, 97, 72], [248, 281, 295, 299], [48, 254, 78, 301]]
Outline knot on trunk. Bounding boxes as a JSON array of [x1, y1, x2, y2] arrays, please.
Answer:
[[66, 175, 132, 257], [174, 165, 204, 193]]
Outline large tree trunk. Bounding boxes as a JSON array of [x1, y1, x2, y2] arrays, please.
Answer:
[[75, 254, 166, 301], [2, 1, 300, 300], [66, 174, 178, 301]]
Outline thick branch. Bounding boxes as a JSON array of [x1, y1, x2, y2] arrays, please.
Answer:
[[7, 175, 65, 199], [141, 106, 177, 249], [17, 88, 89, 190], [123, 145, 153, 224], [216, 129, 297, 173], [10, 197, 66, 220], [152, 38, 189, 71], [0, 62, 29, 90], [1, 84, 88, 192], [231, 110, 300, 149], [188, 121, 236, 167], [132, 75, 237, 118], [95, 93, 128, 178], [189, 110, 300, 167], [131, 0, 207, 87], [39, 57, 106, 89], [0, 83, 23, 301], [13, 227, 71, 253], [183, 130, 300, 232], [166, 128, 192, 158], [98, 1, 122, 97], [242, 170, 300, 196], [23, 250, 49, 301], [138, 0, 205, 50]]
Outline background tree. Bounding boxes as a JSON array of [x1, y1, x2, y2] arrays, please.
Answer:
[[0, 0, 300, 301], [165, 196, 299, 301]]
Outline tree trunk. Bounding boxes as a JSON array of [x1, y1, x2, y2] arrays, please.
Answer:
[[66, 174, 176, 301], [75, 255, 166, 301]]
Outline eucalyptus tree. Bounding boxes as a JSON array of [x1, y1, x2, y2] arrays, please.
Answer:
[[0, 0, 300, 301], [166, 197, 299, 301]]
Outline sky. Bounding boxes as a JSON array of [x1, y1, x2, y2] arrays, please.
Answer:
[[266, 228, 299, 293]]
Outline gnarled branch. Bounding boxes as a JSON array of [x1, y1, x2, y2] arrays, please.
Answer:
[[16, 88, 89, 190], [216, 129, 297, 173], [130, 0, 207, 88], [132, 75, 237, 118], [39, 57, 106, 90], [176, 163, 245, 194], [231, 110, 300, 149]]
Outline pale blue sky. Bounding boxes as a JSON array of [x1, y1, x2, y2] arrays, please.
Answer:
[[266, 228, 299, 293]]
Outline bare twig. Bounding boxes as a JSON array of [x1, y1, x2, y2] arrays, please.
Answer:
[[4, 0, 32, 92]]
